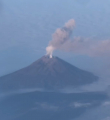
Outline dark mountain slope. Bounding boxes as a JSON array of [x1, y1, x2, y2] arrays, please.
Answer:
[[0, 56, 98, 92]]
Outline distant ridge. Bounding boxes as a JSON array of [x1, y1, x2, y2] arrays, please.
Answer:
[[0, 56, 98, 92]]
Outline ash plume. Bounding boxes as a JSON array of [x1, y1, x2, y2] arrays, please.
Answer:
[[60, 37, 110, 57], [46, 19, 110, 57], [46, 19, 75, 57]]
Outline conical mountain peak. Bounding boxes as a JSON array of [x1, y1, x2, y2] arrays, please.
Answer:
[[0, 56, 98, 92]]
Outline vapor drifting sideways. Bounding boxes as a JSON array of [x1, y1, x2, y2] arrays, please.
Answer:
[[46, 19, 110, 57]]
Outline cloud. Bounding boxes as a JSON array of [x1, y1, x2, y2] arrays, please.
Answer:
[[32, 102, 59, 111], [70, 102, 91, 108], [102, 101, 110, 106], [102, 117, 110, 120], [0, 88, 45, 99]]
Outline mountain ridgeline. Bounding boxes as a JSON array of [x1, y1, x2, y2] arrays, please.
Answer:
[[0, 56, 98, 92]]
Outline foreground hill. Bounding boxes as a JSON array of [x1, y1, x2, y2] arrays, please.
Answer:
[[0, 91, 108, 120]]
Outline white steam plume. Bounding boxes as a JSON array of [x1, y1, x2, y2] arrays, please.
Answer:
[[46, 19, 75, 57], [46, 19, 110, 57]]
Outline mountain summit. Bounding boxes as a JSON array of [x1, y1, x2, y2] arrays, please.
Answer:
[[0, 56, 98, 91]]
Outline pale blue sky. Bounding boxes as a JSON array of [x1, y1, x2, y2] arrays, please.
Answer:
[[0, 0, 110, 90]]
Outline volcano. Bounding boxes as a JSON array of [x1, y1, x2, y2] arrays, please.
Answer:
[[0, 56, 98, 92]]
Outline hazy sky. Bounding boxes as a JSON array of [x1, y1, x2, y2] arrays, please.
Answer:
[[0, 0, 110, 90]]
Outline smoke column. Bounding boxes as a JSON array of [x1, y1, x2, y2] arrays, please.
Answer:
[[46, 19, 110, 57], [46, 19, 75, 57]]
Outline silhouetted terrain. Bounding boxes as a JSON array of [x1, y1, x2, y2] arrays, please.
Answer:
[[0, 56, 98, 92], [0, 91, 108, 120]]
